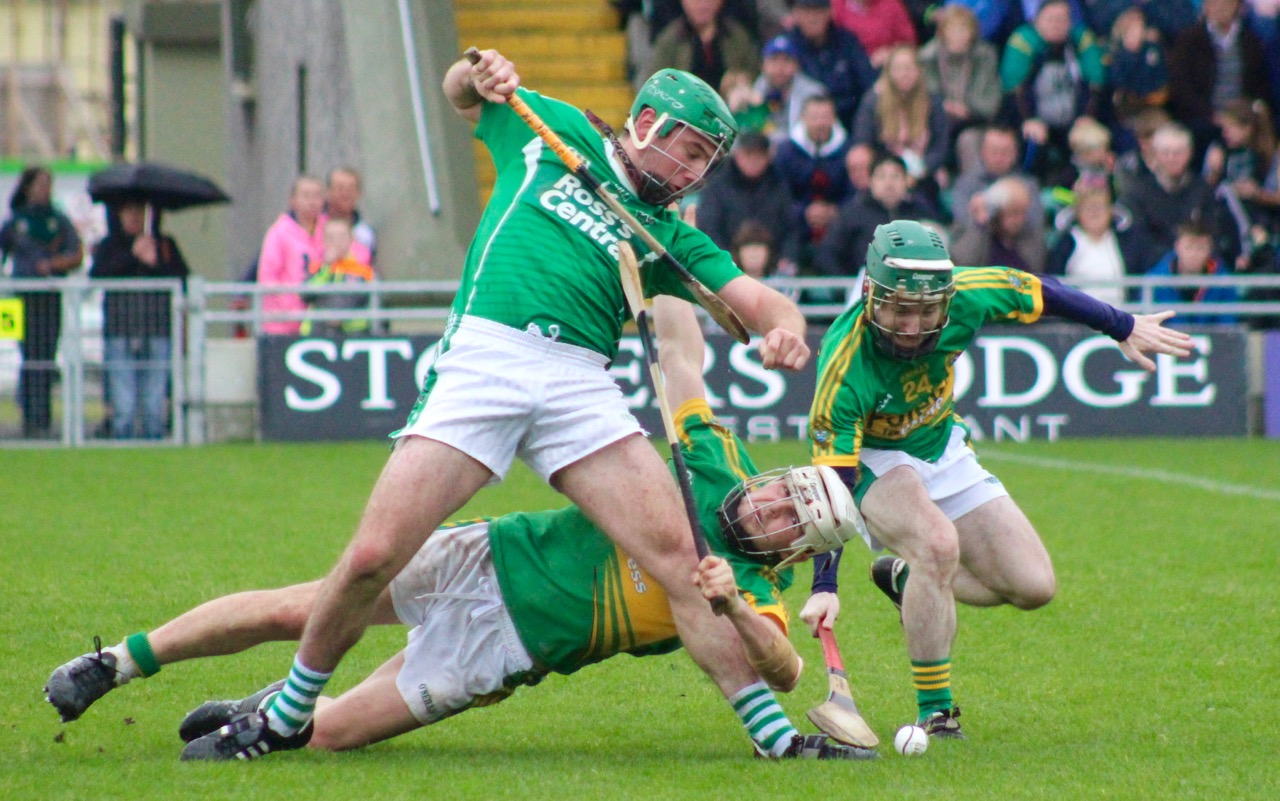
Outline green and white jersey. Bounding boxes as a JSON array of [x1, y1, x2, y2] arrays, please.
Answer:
[[810, 266, 1044, 469], [454, 88, 742, 360], [488, 399, 792, 675]]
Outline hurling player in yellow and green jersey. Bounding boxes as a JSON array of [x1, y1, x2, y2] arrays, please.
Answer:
[[800, 220, 1193, 739], [50, 299, 869, 761], [172, 49, 813, 761]]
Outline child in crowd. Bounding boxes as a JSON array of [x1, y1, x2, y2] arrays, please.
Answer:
[[730, 220, 780, 280], [1046, 117, 1116, 215], [1145, 220, 1239, 326], [302, 217, 375, 336], [1067, 118, 1115, 188]]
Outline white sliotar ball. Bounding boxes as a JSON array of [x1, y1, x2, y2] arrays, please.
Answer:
[[894, 725, 929, 756]]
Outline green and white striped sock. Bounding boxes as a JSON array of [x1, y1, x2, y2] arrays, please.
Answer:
[[263, 656, 331, 737], [730, 681, 798, 757]]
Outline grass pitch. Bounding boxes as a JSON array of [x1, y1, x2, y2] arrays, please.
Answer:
[[2, 438, 1277, 800]]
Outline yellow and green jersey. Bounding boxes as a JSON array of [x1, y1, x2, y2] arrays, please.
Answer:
[[810, 266, 1044, 470], [453, 88, 742, 360], [489, 399, 792, 675]]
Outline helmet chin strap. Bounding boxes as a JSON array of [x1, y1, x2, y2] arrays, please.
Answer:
[[770, 546, 815, 572], [586, 110, 650, 197], [870, 328, 942, 361]]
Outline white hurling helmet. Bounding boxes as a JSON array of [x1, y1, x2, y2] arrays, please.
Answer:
[[716, 466, 866, 569]]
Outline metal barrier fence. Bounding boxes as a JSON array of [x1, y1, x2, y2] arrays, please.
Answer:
[[3, 273, 1280, 446], [1, 277, 184, 445]]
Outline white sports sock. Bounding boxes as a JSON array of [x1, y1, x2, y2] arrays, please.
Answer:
[[104, 643, 141, 686]]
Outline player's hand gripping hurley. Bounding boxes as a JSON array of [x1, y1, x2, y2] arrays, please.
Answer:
[[617, 242, 727, 614], [807, 627, 879, 748], [463, 47, 749, 344]]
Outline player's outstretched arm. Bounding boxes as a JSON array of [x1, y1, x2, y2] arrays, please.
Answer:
[[443, 48, 520, 123], [1118, 310, 1195, 372], [1038, 275, 1194, 372], [715, 276, 810, 371], [694, 556, 802, 692], [653, 294, 710, 409]]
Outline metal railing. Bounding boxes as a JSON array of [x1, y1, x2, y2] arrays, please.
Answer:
[[767, 273, 1280, 321], [3, 272, 1279, 446], [0, 277, 183, 445]]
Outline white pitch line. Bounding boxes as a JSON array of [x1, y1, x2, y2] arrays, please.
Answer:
[[981, 451, 1280, 502]]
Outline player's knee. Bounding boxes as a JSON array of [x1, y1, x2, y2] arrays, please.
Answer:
[[344, 538, 402, 586], [628, 521, 698, 575], [914, 525, 960, 574], [1010, 568, 1056, 610]]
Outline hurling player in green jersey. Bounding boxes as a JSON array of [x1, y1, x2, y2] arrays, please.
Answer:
[[49, 299, 870, 761], [174, 49, 813, 760], [800, 220, 1193, 739]]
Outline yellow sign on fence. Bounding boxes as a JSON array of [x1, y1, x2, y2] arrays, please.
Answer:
[[0, 297, 25, 341]]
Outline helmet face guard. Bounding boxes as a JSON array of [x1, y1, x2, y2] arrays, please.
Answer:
[[717, 466, 865, 568], [862, 221, 955, 361], [625, 69, 737, 206]]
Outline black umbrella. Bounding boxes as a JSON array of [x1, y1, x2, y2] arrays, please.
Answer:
[[88, 161, 231, 211]]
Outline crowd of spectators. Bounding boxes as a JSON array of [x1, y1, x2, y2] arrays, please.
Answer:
[[620, 0, 1280, 325]]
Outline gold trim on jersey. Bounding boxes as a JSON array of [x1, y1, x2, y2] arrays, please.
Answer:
[[813, 454, 861, 468], [587, 547, 676, 660], [674, 398, 751, 480], [438, 516, 492, 531], [810, 315, 865, 462], [954, 267, 1044, 323], [673, 397, 710, 451], [741, 590, 790, 635]]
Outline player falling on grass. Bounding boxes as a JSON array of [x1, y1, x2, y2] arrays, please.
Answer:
[[47, 297, 869, 761], [128, 47, 812, 761], [799, 219, 1194, 739]]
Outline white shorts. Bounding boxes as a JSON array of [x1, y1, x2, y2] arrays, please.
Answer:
[[858, 426, 1008, 550], [389, 521, 540, 725], [394, 316, 643, 482]]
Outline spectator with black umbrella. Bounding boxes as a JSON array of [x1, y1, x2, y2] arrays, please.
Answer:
[[90, 201, 189, 440], [87, 161, 227, 438]]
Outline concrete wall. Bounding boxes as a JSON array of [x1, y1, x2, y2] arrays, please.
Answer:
[[337, 0, 480, 281], [220, 0, 478, 281], [128, 0, 228, 278], [141, 42, 228, 277], [220, 1, 361, 277]]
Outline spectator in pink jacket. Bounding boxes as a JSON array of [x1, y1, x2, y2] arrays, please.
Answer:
[[257, 176, 325, 335]]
